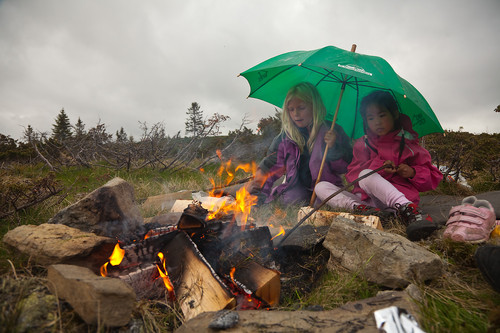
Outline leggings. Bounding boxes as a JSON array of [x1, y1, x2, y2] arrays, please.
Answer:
[[315, 169, 411, 210]]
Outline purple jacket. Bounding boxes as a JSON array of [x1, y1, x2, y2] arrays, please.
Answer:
[[346, 114, 442, 205], [259, 124, 352, 204]]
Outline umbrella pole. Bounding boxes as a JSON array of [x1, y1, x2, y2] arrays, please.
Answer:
[[309, 44, 356, 207]]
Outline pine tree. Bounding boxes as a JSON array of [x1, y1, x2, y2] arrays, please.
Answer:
[[23, 125, 35, 143], [73, 117, 86, 137], [185, 102, 204, 137], [52, 108, 72, 142], [116, 127, 127, 142]]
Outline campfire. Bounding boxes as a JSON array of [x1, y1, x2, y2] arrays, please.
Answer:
[[98, 155, 281, 320]]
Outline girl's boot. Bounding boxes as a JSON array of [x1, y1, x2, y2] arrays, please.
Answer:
[[395, 202, 439, 241]]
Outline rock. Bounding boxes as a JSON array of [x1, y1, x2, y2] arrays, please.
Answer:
[[16, 291, 58, 332], [47, 264, 136, 327], [323, 217, 444, 289], [2, 223, 115, 269], [176, 290, 419, 332], [48, 177, 144, 239], [144, 212, 182, 226], [272, 224, 330, 251]]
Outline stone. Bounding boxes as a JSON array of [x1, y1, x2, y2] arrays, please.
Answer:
[[272, 224, 330, 251], [48, 177, 144, 239], [16, 291, 58, 332], [2, 223, 115, 268], [144, 212, 182, 226], [323, 217, 444, 289], [47, 264, 136, 327], [176, 290, 420, 333]]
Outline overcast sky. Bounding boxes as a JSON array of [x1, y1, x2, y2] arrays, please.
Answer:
[[1, 0, 499, 141]]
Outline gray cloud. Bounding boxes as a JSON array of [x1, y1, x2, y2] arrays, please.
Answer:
[[1, 0, 499, 141]]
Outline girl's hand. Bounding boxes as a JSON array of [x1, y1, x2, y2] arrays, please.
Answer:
[[246, 169, 267, 193], [324, 129, 337, 148], [396, 163, 416, 178], [383, 160, 397, 174]]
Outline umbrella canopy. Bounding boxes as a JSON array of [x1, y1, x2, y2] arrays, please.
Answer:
[[239, 45, 443, 139]]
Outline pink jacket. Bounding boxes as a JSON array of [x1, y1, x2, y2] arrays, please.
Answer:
[[346, 114, 442, 205]]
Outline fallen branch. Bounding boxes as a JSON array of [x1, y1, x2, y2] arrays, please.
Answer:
[[0, 188, 63, 219]]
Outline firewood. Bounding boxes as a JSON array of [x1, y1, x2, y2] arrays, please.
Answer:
[[171, 197, 234, 213], [162, 231, 236, 321], [142, 190, 193, 213], [118, 264, 166, 300], [298, 207, 383, 230], [233, 260, 280, 306]]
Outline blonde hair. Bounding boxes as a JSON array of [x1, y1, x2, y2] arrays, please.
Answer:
[[281, 82, 326, 152]]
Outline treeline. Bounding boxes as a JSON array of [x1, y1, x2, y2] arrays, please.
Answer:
[[424, 130, 500, 189], [0, 107, 282, 172], [1, 107, 499, 189]]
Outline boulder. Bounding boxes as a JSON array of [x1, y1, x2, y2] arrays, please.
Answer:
[[47, 264, 136, 327], [48, 177, 143, 239], [323, 217, 444, 289], [2, 223, 115, 269]]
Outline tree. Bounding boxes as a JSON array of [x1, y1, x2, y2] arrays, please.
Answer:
[[185, 102, 204, 137], [73, 117, 86, 137], [257, 109, 282, 138], [52, 108, 72, 142], [116, 127, 127, 143]]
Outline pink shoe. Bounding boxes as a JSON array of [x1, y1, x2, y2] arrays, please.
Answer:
[[443, 198, 496, 243]]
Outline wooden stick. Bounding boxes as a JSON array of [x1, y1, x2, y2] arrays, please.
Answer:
[[309, 44, 357, 207]]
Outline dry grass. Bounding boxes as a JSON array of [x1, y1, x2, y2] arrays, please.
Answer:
[[1, 164, 499, 332]]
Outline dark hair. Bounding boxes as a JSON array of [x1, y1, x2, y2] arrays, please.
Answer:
[[360, 90, 401, 130]]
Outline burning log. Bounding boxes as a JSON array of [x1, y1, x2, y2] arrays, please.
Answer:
[[162, 231, 236, 321], [118, 264, 166, 300], [232, 260, 280, 307], [298, 207, 383, 230]]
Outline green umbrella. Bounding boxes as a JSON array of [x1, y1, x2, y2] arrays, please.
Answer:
[[239, 45, 443, 139], [239, 44, 443, 206]]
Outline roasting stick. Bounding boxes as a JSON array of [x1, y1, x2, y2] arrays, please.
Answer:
[[309, 43, 357, 207], [277, 164, 387, 248]]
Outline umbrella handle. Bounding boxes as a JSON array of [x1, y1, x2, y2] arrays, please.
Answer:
[[309, 44, 357, 207], [309, 86, 345, 206]]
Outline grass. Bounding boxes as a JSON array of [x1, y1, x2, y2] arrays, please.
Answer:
[[1, 163, 499, 332]]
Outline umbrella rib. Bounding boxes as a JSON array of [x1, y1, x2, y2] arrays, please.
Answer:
[[249, 65, 298, 96], [298, 65, 346, 84]]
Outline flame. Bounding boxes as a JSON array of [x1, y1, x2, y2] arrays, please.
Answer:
[[156, 252, 175, 295], [109, 243, 125, 266], [235, 186, 257, 228], [229, 267, 236, 285], [100, 262, 109, 277], [205, 159, 259, 227], [270, 226, 285, 241], [100, 242, 125, 277]]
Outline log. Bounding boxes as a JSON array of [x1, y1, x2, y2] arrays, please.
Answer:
[[118, 264, 166, 300], [233, 260, 280, 306], [298, 207, 383, 230], [162, 232, 236, 321], [171, 197, 234, 213], [142, 190, 193, 213]]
